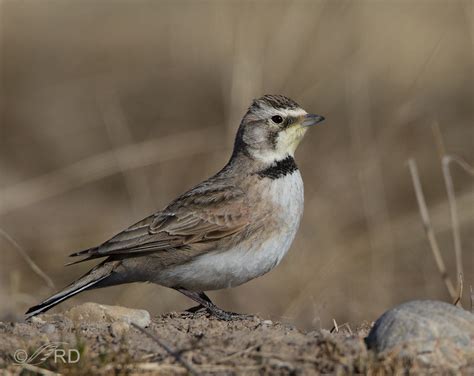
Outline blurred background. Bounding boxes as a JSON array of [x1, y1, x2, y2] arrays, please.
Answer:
[[0, 0, 472, 330]]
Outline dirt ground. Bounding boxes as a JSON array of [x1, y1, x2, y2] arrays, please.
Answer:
[[1, 308, 473, 376]]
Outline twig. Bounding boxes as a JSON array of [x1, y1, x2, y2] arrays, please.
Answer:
[[340, 322, 353, 335], [407, 159, 456, 300], [453, 273, 463, 307], [0, 228, 55, 290], [215, 345, 258, 364], [442, 155, 474, 306], [432, 123, 473, 306], [442, 156, 467, 279], [330, 319, 352, 335], [330, 318, 339, 333], [0, 127, 224, 216], [431, 121, 447, 159], [20, 364, 61, 376], [446, 155, 474, 176], [131, 323, 199, 376]]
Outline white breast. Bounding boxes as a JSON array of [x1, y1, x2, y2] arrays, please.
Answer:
[[155, 171, 304, 291]]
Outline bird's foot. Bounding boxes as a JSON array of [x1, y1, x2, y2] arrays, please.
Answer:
[[205, 306, 253, 321], [180, 305, 208, 319], [176, 288, 253, 321], [183, 304, 251, 321]]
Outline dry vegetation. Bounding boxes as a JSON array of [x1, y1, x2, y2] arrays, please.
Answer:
[[0, 0, 473, 348]]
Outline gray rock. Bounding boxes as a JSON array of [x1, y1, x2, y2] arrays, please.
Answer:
[[366, 300, 474, 368]]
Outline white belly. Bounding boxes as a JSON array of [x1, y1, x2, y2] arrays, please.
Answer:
[[155, 171, 304, 291]]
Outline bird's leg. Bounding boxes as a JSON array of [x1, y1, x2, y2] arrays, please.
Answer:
[[184, 304, 205, 313], [175, 288, 251, 321], [181, 289, 212, 314]]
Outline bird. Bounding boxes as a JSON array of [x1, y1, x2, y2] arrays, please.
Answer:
[[26, 94, 325, 320]]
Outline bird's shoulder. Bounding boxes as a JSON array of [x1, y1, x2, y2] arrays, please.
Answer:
[[150, 176, 252, 235]]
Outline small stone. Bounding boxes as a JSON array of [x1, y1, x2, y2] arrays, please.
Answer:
[[65, 302, 151, 328], [366, 300, 474, 369], [41, 324, 56, 334], [262, 320, 273, 326], [268, 358, 295, 371], [31, 316, 46, 325], [110, 321, 130, 337]]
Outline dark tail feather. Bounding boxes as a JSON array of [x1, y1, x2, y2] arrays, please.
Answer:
[[25, 262, 115, 319], [25, 278, 105, 319], [69, 246, 99, 258], [65, 246, 102, 265]]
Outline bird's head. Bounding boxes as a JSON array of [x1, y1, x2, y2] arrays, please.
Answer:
[[233, 94, 324, 163]]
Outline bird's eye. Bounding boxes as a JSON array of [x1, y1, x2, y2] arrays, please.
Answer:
[[271, 115, 283, 124]]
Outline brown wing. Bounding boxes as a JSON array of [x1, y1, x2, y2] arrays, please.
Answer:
[[68, 183, 251, 263]]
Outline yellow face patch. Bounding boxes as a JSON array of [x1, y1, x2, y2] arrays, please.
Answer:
[[277, 123, 308, 155]]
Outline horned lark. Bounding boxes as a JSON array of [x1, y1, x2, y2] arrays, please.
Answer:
[[26, 95, 324, 320]]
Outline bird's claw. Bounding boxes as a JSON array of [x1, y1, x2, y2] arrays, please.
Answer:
[[206, 307, 253, 321]]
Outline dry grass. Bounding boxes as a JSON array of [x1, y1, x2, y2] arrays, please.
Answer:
[[0, 0, 473, 331], [407, 159, 457, 300]]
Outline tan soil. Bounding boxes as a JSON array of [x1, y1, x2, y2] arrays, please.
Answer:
[[1, 308, 473, 375]]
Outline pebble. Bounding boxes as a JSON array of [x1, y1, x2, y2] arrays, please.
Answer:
[[110, 321, 131, 337], [31, 316, 46, 325], [65, 302, 151, 328], [40, 324, 56, 334]]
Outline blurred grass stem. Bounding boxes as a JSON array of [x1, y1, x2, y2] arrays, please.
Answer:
[[0, 228, 55, 290], [407, 159, 456, 300], [441, 155, 474, 280], [0, 128, 224, 216]]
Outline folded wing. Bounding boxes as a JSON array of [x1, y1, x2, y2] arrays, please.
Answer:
[[69, 183, 251, 264]]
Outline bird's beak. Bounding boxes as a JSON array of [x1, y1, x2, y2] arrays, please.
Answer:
[[301, 113, 325, 127]]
